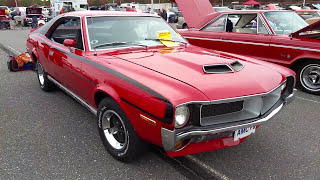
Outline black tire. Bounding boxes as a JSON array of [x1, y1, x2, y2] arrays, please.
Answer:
[[98, 98, 145, 162], [182, 23, 188, 29], [36, 61, 55, 92], [297, 61, 320, 95]]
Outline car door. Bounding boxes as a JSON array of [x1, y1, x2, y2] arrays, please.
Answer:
[[220, 13, 272, 61], [47, 17, 85, 96], [186, 14, 227, 52]]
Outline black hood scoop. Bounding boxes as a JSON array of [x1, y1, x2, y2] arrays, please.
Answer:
[[230, 61, 244, 71], [203, 61, 244, 74]]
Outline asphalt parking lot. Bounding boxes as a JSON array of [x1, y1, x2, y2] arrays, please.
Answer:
[[0, 29, 319, 180]]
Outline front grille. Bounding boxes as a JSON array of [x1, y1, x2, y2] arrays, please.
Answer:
[[201, 101, 244, 118], [199, 84, 283, 126]]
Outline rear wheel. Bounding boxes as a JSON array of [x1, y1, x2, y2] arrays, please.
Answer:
[[36, 61, 55, 92], [97, 98, 145, 162], [297, 61, 320, 95]]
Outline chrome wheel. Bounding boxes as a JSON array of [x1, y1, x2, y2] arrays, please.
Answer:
[[101, 110, 128, 150], [301, 64, 320, 91], [37, 63, 45, 86]]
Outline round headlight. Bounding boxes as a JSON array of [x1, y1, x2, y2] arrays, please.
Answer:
[[174, 105, 190, 128]]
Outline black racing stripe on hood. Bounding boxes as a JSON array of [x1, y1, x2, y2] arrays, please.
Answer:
[[35, 38, 174, 124]]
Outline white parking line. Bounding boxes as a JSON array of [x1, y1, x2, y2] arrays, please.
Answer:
[[296, 96, 320, 104], [186, 155, 230, 180], [7, 46, 21, 54]]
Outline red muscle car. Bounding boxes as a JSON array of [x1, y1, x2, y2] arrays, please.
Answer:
[[0, 9, 10, 29], [27, 11, 295, 161], [176, 0, 320, 95]]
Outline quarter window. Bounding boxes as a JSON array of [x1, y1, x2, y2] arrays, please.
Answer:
[[257, 17, 268, 34], [203, 14, 227, 32]]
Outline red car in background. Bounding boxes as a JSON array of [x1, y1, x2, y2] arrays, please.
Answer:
[[177, 0, 320, 95], [27, 11, 295, 161], [0, 9, 10, 29]]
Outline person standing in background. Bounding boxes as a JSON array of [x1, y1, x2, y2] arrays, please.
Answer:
[[146, 7, 151, 13], [161, 8, 167, 21]]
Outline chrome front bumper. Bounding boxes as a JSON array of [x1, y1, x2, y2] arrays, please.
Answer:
[[161, 90, 296, 152]]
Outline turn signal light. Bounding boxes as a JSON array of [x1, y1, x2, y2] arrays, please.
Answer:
[[175, 139, 190, 151], [140, 114, 156, 127]]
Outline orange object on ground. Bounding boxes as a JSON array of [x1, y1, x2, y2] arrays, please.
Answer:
[[15, 52, 31, 67]]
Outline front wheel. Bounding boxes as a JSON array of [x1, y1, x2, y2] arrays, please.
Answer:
[[97, 98, 145, 162], [297, 61, 320, 95], [36, 61, 55, 92]]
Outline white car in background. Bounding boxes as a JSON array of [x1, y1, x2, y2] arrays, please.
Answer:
[[42, 7, 49, 17]]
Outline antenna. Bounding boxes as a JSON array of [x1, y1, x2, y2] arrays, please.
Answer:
[[90, 14, 97, 56]]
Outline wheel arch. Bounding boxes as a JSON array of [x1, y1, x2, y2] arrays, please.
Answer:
[[94, 84, 122, 109], [290, 58, 320, 72], [31, 49, 39, 63]]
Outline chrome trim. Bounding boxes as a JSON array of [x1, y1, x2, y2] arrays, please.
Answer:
[[162, 101, 285, 152], [222, 39, 270, 46], [47, 75, 97, 116], [285, 88, 297, 104], [184, 36, 270, 47], [202, 64, 234, 73], [185, 37, 320, 53], [269, 44, 320, 53], [198, 83, 283, 126], [176, 80, 287, 107], [180, 103, 283, 141], [257, 13, 272, 35], [184, 36, 221, 42]]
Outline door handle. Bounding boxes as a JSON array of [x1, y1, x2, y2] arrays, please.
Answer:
[[49, 50, 54, 56]]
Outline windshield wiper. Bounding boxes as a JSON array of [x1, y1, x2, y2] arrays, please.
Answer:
[[145, 38, 188, 46], [93, 42, 148, 55]]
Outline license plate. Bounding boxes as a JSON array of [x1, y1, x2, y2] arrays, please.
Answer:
[[234, 126, 256, 141]]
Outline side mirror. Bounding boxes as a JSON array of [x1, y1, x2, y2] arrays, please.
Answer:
[[63, 39, 76, 48]]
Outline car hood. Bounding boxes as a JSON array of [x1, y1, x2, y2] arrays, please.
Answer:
[[174, 0, 215, 29], [112, 46, 285, 100], [291, 19, 320, 37]]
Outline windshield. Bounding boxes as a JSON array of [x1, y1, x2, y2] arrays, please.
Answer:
[[86, 16, 186, 50], [264, 11, 308, 35]]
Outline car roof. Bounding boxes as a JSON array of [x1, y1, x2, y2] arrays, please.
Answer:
[[295, 10, 320, 12], [64, 10, 158, 18], [198, 10, 293, 29]]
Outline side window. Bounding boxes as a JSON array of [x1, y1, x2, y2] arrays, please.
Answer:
[[50, 17, 84, 50], [257, 17, 269, 35], [241, 18, 258, 34], [203, 14, 227, 32]]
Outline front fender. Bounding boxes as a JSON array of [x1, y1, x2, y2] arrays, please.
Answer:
[[93, 83, 122, 108]]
